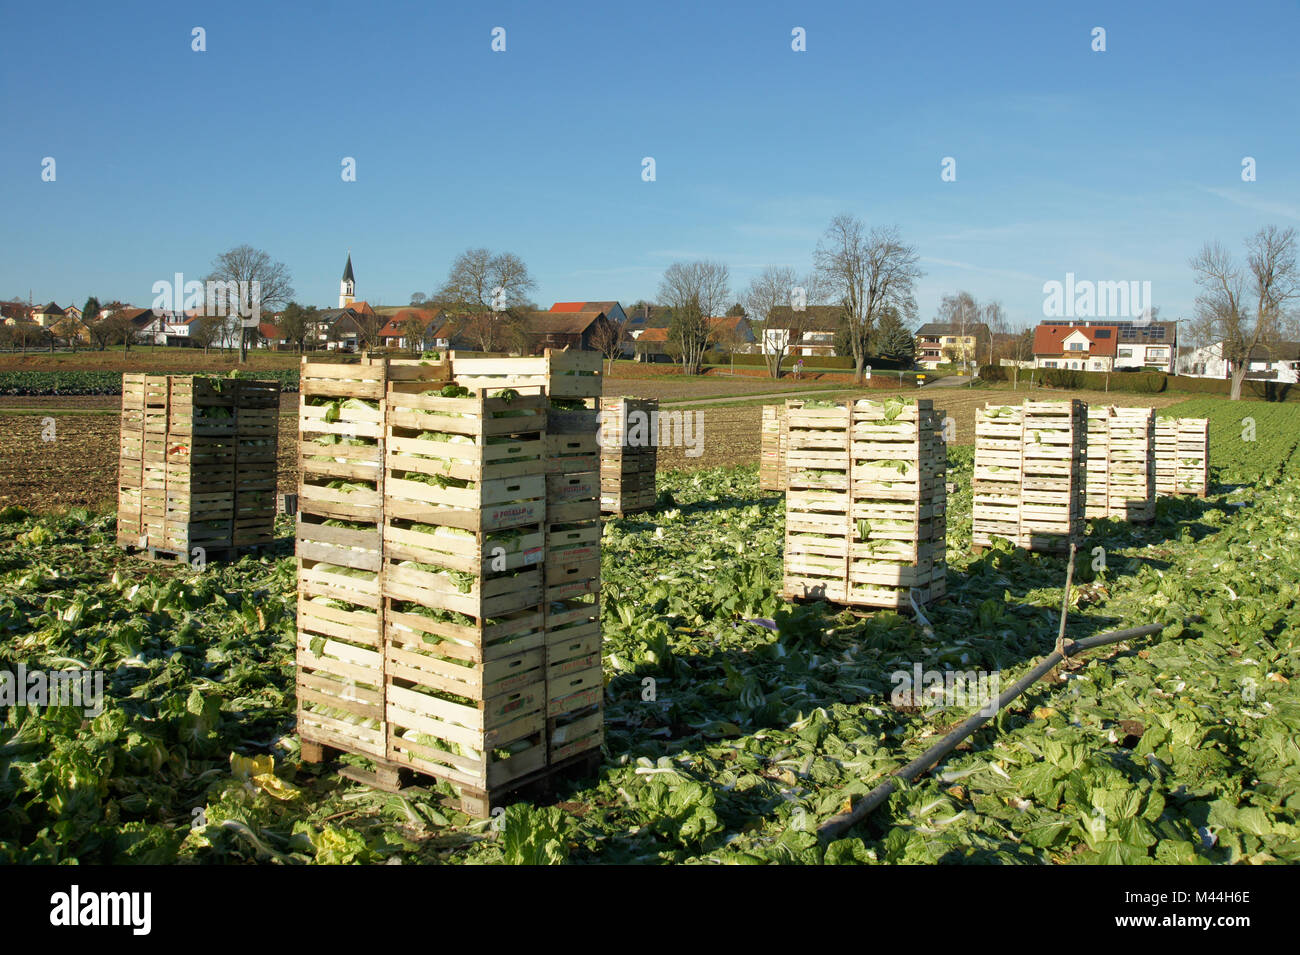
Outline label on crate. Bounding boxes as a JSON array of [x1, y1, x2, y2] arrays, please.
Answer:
[[521, 546, 544, 566]]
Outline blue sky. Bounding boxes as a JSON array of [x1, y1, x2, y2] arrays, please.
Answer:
[[3, 0, 1297, 329]]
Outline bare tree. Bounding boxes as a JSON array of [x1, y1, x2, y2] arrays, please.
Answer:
[[437, 248, 536, 352], [190, 315, 223, 355], [1010, 325, 1035, 390], [658, 261, 731, 376], [1190, 226, 1299, 400], [205, 245, 295, 362], [589, 313, 629, 373], [814, 216, 922, 383], [981, 300, 1006, 369], [744, 265, 801, 378]]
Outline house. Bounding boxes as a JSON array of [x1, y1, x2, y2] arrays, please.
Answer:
[[1038, 319, 1177, 373], [0, 301, 33, 324], [377, 307, 444, 350], [1176, 340, 1300, 384], [762, 305, 843, 358], [258, 322, 288, 348], [707, 315, 758, 353], [316, 301, 378, 351], [1032, 323, 1118, 371], [525, 310, 609, 353], [551, 301, 627, 326], [32, 302, 65, 328], [915, 322, 992, 370], [632, 327, 673, 362]]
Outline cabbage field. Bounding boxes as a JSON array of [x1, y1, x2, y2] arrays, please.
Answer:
[[1, 398, 1297, 864]]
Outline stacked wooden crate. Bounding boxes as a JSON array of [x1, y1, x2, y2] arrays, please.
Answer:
[[445, 351, 604, 768], [296, 360, 389, 760], [783, 402, 853, 603], [972, 404, 1024, 549], [1084, 406, 1112, 520], [1105, 407, 1156, 522], [1017, 401, 1087, 552], [599, 396, 657, 515], [760, 402, 803, 492], [381, 363, 552, 814], [782, 398, 947, 610], [116, 373, 279, 561], [845, 398, 947, 609], [1155, 417, 1210, 497]]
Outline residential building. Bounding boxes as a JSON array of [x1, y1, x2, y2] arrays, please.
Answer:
[[32, 302, 65, 328], [525, 309, 609, 353], [1039, 319, 1177, 373], [1176, 341, 1300, 384], [762, 305, 842, 358], [708, 315, 758, 353], [632, 327, 672, 362], [377, 307, 446, 350], [914, 322, 992, 370], [1032, 323, 1118, 371]]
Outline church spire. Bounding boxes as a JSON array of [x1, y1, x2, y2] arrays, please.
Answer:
[[339, 252, 356, 308]]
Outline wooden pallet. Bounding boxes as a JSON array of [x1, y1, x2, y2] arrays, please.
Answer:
[[301, 737, 602, 817], [1155, 417, 1210, 497], [116, 374, 280, 558], [1105, 407, 1155, 522]]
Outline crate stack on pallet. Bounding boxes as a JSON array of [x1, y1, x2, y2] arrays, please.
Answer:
[[1104, 407, 1156, 523], [1017, 401, 1087, 552], [295, 360, 390, 760], [381, 363, 553, 815], [116, 373, 280, 562], [971, 404, 1024, 549], [845, 398, 947, 609], [972, 400, 1085, 553], [1084, 406, 1113, 520], [1155, 417, 1210, 498], [760, 401, 804, 491], [599, 396, 658, 515], [295, 354, 604, 813], [782, 398, 947, 610]]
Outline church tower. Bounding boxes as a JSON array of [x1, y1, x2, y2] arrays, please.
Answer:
[[339, 253, 356, 308]]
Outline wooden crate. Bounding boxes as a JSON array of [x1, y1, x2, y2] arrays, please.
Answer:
[[1018, 401, 1086, 552], [296, 359, 391, 760], [972, 404, 1024, 548], [1105, 407, 1155, 522], [1155, 417, 1210, 497], [1084, 406, 1112, 520], [381, 371, 551, 802], [759, 401, 806, 492], [782, 398, 947, 609], [782, 402, 853, 603], [846, 398, 947, 609], [116, 374, 280, 560], [600, 396, 658, 515]]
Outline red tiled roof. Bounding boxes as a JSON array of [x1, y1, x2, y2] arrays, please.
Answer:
[[528, 311, 603, 336], [708, 315, 747, 334], [1033, 323, 1119, 357], [378, 307, 441, 338], [259, 322, 283, 339], [637, 328, 669, 342]]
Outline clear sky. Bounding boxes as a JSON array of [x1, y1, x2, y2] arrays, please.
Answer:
[[3, 0, 1296, 329]]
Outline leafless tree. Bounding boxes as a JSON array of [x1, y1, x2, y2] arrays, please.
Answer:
[[589, 313, 629, 373], [205, 245, 294, 362], [1190, 226, 1299, 400], [658, 260, 731, 375], [190, 315, 223, 355], [814, 216, 922, 383], [437, 248, 536, 352], [981, 300, 1006, 368], [743, 265, 803, 378]]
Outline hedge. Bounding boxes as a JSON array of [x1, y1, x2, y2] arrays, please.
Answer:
[[702, 352, 912, 371]]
